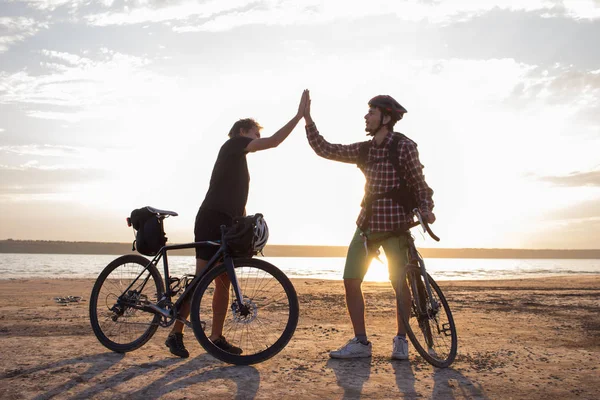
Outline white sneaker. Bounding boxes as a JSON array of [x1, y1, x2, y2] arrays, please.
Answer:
[[329, 338, 372, 359], [392, 336, 409, 360]]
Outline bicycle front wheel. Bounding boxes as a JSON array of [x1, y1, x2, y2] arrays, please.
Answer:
[[89, 254, 165, 353], [190, 258, 299, 365], [399, 267, 457, 368]]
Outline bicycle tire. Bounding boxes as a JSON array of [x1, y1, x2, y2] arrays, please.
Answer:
[[399, 268, 457, 368], [190, 258, 299, 365], [89, 254, 165, 353]]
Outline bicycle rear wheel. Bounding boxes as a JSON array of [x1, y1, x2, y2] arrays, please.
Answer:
[[399, 266, 457, 368], [89, 254, 165, 353], [190, 258, 299, 365]]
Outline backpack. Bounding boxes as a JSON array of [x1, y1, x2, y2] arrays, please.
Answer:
[[356, 133, 418, 229], [128, 207, 168, 256]]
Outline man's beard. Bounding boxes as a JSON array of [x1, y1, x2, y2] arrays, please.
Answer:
[[365, 124, 377, 136]]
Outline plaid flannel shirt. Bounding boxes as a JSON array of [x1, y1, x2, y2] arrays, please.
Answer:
[[306, 123, 434, 232]]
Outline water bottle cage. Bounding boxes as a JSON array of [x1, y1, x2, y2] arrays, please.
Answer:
[[169, 277, 182, 295], [169, 274, 195, 296]]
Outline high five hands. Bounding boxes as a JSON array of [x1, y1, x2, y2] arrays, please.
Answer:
[[297, 89, 313, 125]]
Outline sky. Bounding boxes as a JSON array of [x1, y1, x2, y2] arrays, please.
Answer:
[[0, 0, 599, 249]]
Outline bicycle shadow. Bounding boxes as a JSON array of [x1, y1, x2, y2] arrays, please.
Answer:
[[67, 355, 190, 400], [68, 353, 260, 400], [0, 352, 125, 400], [431, 367, 488, 399], [391, 361, 417, 399], [2, 350, 260, 400], [326, 358, 371, 399], [126, 354, 260, 400]]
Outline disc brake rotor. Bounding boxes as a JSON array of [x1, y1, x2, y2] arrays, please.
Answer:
[[231, 297, 258, 324]]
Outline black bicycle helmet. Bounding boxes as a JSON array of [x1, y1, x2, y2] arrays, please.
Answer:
[[368, 95, 407, 121]]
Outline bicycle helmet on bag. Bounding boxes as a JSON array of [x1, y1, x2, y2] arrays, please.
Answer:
[[368, 95, 407, 121], [252, 214, 269, 252]]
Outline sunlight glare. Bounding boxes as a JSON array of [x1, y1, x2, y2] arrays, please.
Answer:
[[363, 255, 391, 283]]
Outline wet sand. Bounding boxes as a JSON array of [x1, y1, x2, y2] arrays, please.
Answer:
[[0, 275, 599, 399]]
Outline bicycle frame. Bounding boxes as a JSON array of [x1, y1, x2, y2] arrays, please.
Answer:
[[116, 225, 247, 325], [406, 236, 439, 315]]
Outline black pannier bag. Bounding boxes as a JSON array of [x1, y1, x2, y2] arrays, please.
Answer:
[[224, 214, 262, 257], [128, 207, 167, 256]]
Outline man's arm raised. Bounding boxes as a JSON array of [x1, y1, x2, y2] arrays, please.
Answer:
[[245, 90, 308, 153]]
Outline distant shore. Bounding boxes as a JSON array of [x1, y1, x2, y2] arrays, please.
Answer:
[[1, 239, 599, 259]]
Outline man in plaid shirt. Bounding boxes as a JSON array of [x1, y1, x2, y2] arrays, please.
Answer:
[[303, 92, 435, 360]]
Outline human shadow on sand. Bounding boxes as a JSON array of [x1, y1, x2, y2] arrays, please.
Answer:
[[391, 361, 417, 399], [0, 352, 125, 400], [326, 358, 371, 399], [69, 353, 259, 400], [431, 367, 488, 399]]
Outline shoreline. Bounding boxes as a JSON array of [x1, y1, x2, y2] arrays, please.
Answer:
[[2, 240, 600, 259], [1, 272, 600, 283], [1, 272, 599, 282]]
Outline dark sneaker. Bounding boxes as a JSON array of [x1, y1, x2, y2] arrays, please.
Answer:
[[165, 332, 189, 358], [212, 335, 243, 355]]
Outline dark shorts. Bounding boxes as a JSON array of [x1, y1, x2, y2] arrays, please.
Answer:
[[344, 227, 409, 282], [194, 208, 233, 260]]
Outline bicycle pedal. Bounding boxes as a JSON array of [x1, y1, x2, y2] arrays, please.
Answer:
[[441, 323, 453, 336], [177, 318, 193, 328]]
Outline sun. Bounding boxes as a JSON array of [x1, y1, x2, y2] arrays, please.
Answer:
[[363, 256, 391, 282]]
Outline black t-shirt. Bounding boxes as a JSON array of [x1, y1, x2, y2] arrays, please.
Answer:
[[200, 136, 253, 217]]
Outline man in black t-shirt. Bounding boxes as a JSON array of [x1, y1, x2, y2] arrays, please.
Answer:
[[165, 90, 309, 358]]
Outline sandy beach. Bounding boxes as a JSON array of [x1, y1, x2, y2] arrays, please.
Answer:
[[0, 275, 598, 399]]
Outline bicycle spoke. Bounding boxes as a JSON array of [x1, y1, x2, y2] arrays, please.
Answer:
[[90, 255, 164, 353], [191, 258, 298, 365], [401, 270, 457, 368]]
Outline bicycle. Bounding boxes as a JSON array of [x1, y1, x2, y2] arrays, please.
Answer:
[[89, 207, 299, 365], [397, 209, 458, 368]]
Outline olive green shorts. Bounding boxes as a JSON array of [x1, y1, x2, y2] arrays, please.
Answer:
[[343, 227, 409, 281]]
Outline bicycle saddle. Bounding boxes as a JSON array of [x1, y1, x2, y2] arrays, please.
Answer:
[[146, 206, 178, 216]]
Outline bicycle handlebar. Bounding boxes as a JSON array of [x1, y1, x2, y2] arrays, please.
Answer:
[[409, 208, 440, 242]]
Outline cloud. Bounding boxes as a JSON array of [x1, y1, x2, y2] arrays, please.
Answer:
[[0, 48, 176, 122], [11, 0, 86, 11], [24, 111, 85, 122], [513, 67, 600, 104], [438, 8, 600, 69], [84, 0, 254, 26], [0, 144, 112, 195], [525, 216, 600, 249], [551, 198, 600, 220], [0, 162, 108, 194], [506, 66, 600, 128], [0, 16, 48, 53], [0, 144, 90, 158], [76, 0, 600, 31], [538, 169, 600, 187]]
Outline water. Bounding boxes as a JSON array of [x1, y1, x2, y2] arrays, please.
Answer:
[[1, 253, 599, 282]]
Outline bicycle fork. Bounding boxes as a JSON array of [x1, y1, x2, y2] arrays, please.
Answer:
[[416, 259, 439, 314], [223, 256, 246, 311]]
